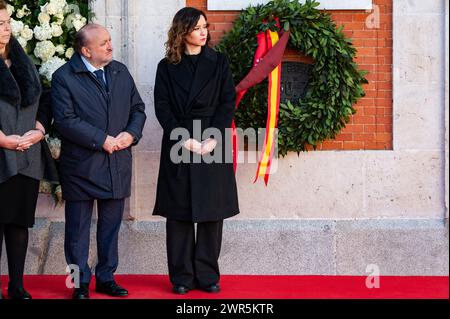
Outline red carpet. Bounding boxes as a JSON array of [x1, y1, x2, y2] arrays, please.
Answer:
[[1, 275, 448, 299]]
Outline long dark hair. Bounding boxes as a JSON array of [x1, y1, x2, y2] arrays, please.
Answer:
[[0, 0, 11, 59], [165, 7, 210, 64]]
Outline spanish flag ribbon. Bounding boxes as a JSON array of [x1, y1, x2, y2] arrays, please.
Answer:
[[233, 22, 290, 185], [253, 29, 281, 185]]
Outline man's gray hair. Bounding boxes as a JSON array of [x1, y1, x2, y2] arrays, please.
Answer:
[[73, 23, 105, 54]]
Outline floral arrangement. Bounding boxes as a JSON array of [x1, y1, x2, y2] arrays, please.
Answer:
[[6, 0, 91, 204], [6, 0, 90, 85]]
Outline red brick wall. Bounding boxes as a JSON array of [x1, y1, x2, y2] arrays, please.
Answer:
[[186, 0, 393, 151]]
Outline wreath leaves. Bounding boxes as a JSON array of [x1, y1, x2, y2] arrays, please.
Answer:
[[216, 0, 368, 156]]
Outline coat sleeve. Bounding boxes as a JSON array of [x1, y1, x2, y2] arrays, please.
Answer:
[[51, 72, 107, 151], [210, 54, 236, 135], [154, 61, 181, 135], [124, 72, 147, 146]]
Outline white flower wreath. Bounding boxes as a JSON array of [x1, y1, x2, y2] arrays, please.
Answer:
[[7, 0, 90, 82]]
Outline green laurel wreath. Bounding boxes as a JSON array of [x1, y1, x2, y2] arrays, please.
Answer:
[[216, 0, 368, 156]]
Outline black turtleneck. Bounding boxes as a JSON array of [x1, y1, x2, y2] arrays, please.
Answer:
[[184, 52, 200, 74]]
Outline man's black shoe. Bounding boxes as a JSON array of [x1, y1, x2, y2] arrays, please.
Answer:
[[95, 281, 128, 297], [72, 284, 90, 299]]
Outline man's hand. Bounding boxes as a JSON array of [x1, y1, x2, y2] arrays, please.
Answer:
[[0, 135, 22, 151], [115, 132, 134, 151], [17, 130, 45, 151], [200, 138, 217, 155], [103, 135, 118, 154], [183, 138, 202, 154]]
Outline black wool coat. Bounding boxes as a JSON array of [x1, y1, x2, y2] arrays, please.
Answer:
[[153, 46, 240, 222], [51, 53, 146, 201]]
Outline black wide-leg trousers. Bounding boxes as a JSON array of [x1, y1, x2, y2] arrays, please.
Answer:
[[166, 219, 223, 289]]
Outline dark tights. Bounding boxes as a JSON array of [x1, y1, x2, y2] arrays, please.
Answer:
[[0, 223, 29, 290]]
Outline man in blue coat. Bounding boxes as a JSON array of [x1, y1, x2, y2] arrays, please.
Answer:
[[51, 24, 146, 299]]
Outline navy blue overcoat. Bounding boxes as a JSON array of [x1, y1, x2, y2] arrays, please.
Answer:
[[51, 53, 146, 201]]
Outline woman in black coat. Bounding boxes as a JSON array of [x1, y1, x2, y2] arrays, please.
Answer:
[[0, 1, 58, 299], [153, 7, 240, 294]]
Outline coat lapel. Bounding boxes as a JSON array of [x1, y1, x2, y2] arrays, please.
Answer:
[[167, 59, 191, 95], [70, 53, 121, 111], [186, 46, 217, 108], [167, 46, 218, 112], [105, 62, 121, 94]]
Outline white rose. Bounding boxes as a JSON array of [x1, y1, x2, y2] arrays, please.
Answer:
[[10, 19, 24, 38], [55, 0, 68, 11], [16, 5, 31, 19], [34, 24, 53, 41], [16, 11, 25, 19], [38, 12, 51, 25], [72, 16, 87, 31], [40, 3, 48, 13], [20, 25, 34, 41], [65, 47, 74, 59], [6, 4, 15, 16], [39, 181, 53, 194], [52, 0, 68, 8], [39, 56, 66, 82], [55, 185, 63, 204], [54, 13, 65, 25], [16, 37, 28, 49], [65, 3, 79, 15], [55, 44, 66, 55], [63, 14, 74, 29], [51, 23, 63, 37], [34, 40, 56, 62], [24, 4, 31, 14], [47, 137, 62, 159], [45, 0, 67, 16], [45, 3, 59, 15]]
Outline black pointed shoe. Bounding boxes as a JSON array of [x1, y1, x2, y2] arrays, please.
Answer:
[[172, 285, 190, 295], [95, 281, 128, 297], [201, 283, 221, 293], [8, 287, 32, 299], [72, 284, 90, 299]]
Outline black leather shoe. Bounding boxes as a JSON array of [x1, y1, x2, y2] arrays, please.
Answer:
[[72, 284, 90, 299], [172, 285, 190, 295], [201, 283, 221, 293], [8, 287, 32, 299], [95, 281, 128, 297]]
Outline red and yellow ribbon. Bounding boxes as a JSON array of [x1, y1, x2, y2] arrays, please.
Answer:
[[232, 21, 289, 185], [253, 30, 281, 185]]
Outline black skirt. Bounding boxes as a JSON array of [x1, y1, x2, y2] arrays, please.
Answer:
[[0, 174, 40, 228]]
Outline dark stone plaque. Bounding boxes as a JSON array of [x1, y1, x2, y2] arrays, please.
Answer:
[[280, 62, 313, 103]]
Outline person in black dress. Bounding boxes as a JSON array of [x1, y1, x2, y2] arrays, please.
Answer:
[[0, 0, 58, 300], [153, 7, 240, 294]]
